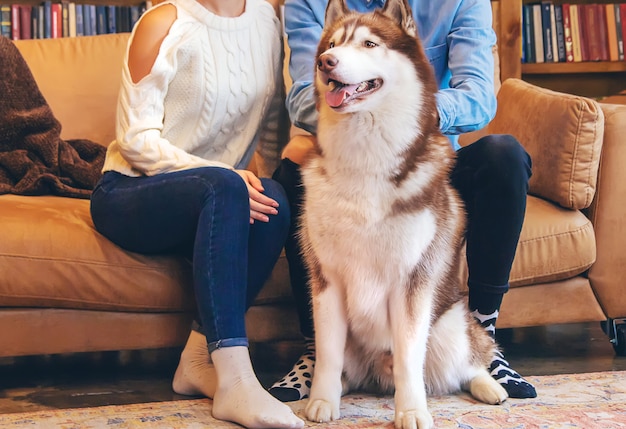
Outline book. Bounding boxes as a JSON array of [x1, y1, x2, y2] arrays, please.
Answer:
[[0, 4, 11, 38], [573, 4, 588, 61], [75, 2, 83, 36], [533, 3, 545, 63], [541, 1, 554, 62], [95, 4, 105, 34], [68, 1, 76, 37], [618, 3, 626, 59], [549, 2, 559, 62], [129, 4, 142, 30], [86, 4, 96, 35], [606, 3, 619, 61], [61, 1, 69, 37], [82, 3, 90, 35], [30, 4, 38, 38], [51, 2, 61, 38], [37, 3, 44, 39], [10, 3, 19, 39], [596, 3, 609, 61], [583, 3, 607, 61], [562, 3, 574, 62], [43, 0, 51, 39], [106, 4, 115, 34], [554, 3, 566, 62], [19, 4, 31, 39], [616, 3, 624, 61], [523, 3, 536, 63]]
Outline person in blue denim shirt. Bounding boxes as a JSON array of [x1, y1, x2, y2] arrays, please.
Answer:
[[270, 0, 537, 401]]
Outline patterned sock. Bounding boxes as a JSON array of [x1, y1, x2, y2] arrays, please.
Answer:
[[269, 339, 315, 402], [471, 309, 537, 399]]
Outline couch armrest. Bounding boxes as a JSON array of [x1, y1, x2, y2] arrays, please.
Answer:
[[587, 102, 626, 319], [487, 79, 604, 211]]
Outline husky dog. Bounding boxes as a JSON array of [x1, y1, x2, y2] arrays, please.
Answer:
[[298, 0, 509, 428]]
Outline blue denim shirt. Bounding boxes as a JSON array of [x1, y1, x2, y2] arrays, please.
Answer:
[[284, 0, 497, 150]]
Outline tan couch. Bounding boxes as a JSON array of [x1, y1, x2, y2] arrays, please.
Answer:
[[1, 33, 625, 359]]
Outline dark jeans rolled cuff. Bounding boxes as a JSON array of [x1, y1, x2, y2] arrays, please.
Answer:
[[208, 337, 249, 353], [467, 279, 510, 295]]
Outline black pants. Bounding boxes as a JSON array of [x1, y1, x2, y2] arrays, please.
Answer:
[[272, 134, 532, 338]]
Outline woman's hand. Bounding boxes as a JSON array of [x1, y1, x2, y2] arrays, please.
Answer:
[[235, 170, 279, 224]]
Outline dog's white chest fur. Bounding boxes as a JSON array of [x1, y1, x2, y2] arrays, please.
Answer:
[[302, 127, 438, 346]]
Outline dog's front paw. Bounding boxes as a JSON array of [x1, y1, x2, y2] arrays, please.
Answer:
[[469, 373, 508, 405], [305, 398, 340, 423], [394, 408, 434, 429]]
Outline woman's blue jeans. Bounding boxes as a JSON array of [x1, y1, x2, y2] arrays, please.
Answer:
[[90, 168, 290, 352]]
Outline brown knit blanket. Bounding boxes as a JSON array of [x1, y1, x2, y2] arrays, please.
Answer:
[[0, 36, 106, 199]]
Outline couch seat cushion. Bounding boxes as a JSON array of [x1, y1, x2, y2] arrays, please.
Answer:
[[509, 195, 596, 287], [0, 194, 196, 312]]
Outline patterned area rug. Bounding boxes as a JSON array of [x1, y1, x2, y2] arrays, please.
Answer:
[[1, 371, 625, 428]]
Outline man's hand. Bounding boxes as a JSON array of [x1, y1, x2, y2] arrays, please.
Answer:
[[281, 134, 317, 165], [235, 170, 279, 223]]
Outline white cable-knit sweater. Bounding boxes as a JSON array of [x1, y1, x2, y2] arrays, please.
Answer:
[[102, 0, 287, 177]]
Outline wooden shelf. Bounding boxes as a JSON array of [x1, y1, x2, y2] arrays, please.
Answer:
[[494, 0, 626, 97], [522, 61, 626, 75]]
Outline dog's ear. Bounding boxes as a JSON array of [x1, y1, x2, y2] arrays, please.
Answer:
[[381, 0, 417, 37], [325, 0, 350, 27]]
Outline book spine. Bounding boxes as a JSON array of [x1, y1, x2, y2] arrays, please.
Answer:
[[37, 4, 44, 39], [31, 5, 38, 38], [43, 0, 51, 39], [75, 2, 83, 36], [1, 4, 12, 38], [579, 3, 602, 61], [533, 3, 545, 63], [95, 4, 105, 34], [10, 3, 19, 39], [618, 3, 626, 59], [68, 1, 75, 37], [61, 0, 69, 37], [616, 3, 624, 61], [597, 3, 609, 61], [523, 3, 536, 63], [570, 4, 582, 62], [19, 4, 31, 39], [541, 1, 554, 62], [554, 4, 566, 62], [106, 4, 115, 33], [562, 3, 574, 62], [549, 3, 559, 62], [129, 4, 141, 30], [51, 2, 62, 38], [606, 3, 619, 61]]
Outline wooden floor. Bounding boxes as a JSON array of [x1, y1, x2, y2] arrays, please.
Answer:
[[0, 322, 625, 415]]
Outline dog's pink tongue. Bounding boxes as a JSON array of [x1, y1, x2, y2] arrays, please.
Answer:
[[326, 84, 359, 108]]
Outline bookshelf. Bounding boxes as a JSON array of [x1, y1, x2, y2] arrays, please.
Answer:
[[495, 0, 626, 98], [1, 0, 147, 40]]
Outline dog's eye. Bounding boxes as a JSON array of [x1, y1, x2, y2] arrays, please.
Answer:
[[364, 40, 378, 48], [329, 41, 335, 48]]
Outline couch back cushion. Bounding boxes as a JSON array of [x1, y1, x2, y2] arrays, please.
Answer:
[[487, 78, 604, 210], [14, 33, 130, 147]]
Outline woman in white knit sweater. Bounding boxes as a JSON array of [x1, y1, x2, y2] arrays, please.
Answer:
[[89, 0, 303, 428]]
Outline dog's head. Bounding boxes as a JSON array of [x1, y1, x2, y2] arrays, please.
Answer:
[[314, 0, 437, 115]]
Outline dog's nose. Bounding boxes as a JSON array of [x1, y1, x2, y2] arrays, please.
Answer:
[[318, 53, 338, 72]]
